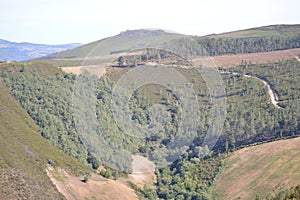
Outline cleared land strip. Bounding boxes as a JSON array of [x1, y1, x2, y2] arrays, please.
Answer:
[[61, 64, 107, 78], [195, 48, 300, 67]]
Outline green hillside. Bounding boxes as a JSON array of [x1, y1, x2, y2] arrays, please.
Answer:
[[2, 55, 299, 199], [0, 63, 90, 199], [41, 25, 300, 64], [44, 29, 181, 60], [203, 24, 300, 38], [1, 25, 300, 199]]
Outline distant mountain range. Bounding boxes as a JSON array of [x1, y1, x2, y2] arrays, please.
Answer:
[[0, 39, 82, 61]]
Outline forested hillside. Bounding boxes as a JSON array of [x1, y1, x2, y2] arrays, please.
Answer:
[[0, 63, 90, 199], [0, 25, 300, 199], [1, 55, 299, 199], [195, 33, 300, 56], [156, 58, 300, 199]]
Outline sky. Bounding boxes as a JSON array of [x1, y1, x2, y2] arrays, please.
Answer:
[[1, 0, 300, 44]]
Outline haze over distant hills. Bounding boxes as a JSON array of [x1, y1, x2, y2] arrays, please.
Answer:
[[0, 39, 82, 62]]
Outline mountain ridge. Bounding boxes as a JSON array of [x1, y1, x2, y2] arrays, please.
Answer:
[[0, 39, 82, 62], [42, 24, 300, 60], [201, 24, 300, 38]]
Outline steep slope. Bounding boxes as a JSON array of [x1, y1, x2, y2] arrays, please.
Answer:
[[0, 66, 90, 199], [0, 39, 81, 61], [0, 63, 139, 200], [213, 137, 300, 200]]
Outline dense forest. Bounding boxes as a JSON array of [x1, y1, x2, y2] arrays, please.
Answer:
[[156, 59, 300, 199], [1, 56, 299, 199], [195, 34, 300, 56]]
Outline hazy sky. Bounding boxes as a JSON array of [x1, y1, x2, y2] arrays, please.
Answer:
[[1, 0, 300, 44]]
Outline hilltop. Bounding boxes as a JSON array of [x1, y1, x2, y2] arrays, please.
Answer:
[[43, 29, 178, 60]]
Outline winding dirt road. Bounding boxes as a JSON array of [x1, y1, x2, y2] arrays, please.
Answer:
[[244, 74, 283, 109], [221, 71, 284, 109]]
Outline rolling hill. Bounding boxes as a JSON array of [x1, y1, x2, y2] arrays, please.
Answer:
[[0, 39, 81, 62]]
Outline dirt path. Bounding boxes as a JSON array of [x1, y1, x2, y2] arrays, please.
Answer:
[[244, 74, 283, 109], [221, 71, 284, 109]]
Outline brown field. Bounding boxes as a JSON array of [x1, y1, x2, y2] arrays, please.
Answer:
[[46, 165, 138, 200], [59, 48, 300, 78], [46, 155, 156, 200], [61, 64, 107, 78], [195, 48, 300, 67], [213, 137, 300, 200]]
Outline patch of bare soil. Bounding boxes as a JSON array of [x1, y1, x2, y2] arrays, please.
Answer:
[[61, 64, 107, 78], [128, 155, 156, 188], [46, 165, 138, 200], [195, 48, 300, 67]]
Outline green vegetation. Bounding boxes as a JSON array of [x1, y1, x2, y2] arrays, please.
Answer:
[[155, 59, 299, 199], [129, 182, 158, 200], [195, 34, 300, 56], [0, 63, 90, 199], [156, 153, 226, 199], [45, 29, 180, 59], [83, 173, 91, 183], [1, 52, 299, 199], [229, 58, 300, 107], [192, 25, 300, 56], [204, 24, 300, 38], [270, 185, 300, 200]]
